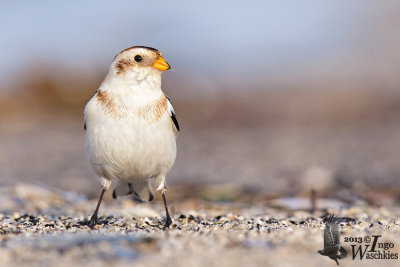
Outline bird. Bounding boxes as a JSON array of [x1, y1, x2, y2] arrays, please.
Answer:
[[83, 46, 179, 228], [317, 215, 348, 265]]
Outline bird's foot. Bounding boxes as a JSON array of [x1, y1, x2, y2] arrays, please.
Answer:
[[163, 216, 172, 230], [88, 213, 99, 229]]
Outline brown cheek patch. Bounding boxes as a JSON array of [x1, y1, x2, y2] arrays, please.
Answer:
[[115, 60, 133, 75]]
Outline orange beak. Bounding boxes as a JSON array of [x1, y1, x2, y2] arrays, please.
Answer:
[[152, 56, 171, 71]]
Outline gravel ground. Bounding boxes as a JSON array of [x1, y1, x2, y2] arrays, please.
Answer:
[[1, 96, 400, 266], [1, 184, 400, 267]]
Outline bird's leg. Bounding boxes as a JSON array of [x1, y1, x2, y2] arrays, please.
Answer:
[[88, 188, 106, 228], [161, 189, 172, 229]]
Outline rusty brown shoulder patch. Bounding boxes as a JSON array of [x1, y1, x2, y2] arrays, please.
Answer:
[[138, 94, 167, 122], [154, 94, 168, 120], [96, 90, 117, 116], [95, 91, 167, 121]]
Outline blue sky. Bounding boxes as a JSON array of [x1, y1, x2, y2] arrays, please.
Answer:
[[1, 1, 399, 90]]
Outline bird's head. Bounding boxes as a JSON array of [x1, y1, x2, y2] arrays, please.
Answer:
[[110, 46, 170, 82]]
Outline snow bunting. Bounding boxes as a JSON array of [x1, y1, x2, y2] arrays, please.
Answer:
[[84, 46, 179, 228]]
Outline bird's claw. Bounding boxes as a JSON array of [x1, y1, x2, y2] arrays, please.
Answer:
[[163, 217, 172, 230], [88, 214, 98, 229]]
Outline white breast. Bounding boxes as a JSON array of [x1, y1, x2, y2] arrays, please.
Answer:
[[84, 86, 176, 182]]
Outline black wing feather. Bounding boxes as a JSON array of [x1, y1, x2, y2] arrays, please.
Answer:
[[171, 111, 180, 131], [165, 95, 180, 132]]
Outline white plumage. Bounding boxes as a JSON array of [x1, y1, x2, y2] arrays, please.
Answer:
[[83, 46, 178, 227]]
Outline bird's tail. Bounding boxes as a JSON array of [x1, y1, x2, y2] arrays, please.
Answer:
[[338, 246, 348, 259], [112, 180, 154, 202]]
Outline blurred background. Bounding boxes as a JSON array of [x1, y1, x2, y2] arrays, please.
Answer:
[[1, 0, 400, 206]]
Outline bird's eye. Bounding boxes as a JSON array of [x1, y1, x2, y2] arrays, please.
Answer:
[[134, 55, 142, 62]]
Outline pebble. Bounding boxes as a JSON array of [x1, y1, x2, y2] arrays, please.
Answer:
[[0, 184, 400, 266]]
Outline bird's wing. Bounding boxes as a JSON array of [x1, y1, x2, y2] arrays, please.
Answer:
[[84, 90, 98, 131], [324, 216, 341, 248], [324, 245, 340, 255], [324, 224, 335, 248], [165, 95, 180, 135]]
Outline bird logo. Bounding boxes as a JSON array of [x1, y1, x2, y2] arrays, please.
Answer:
[[317, 215, 348, 265]]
